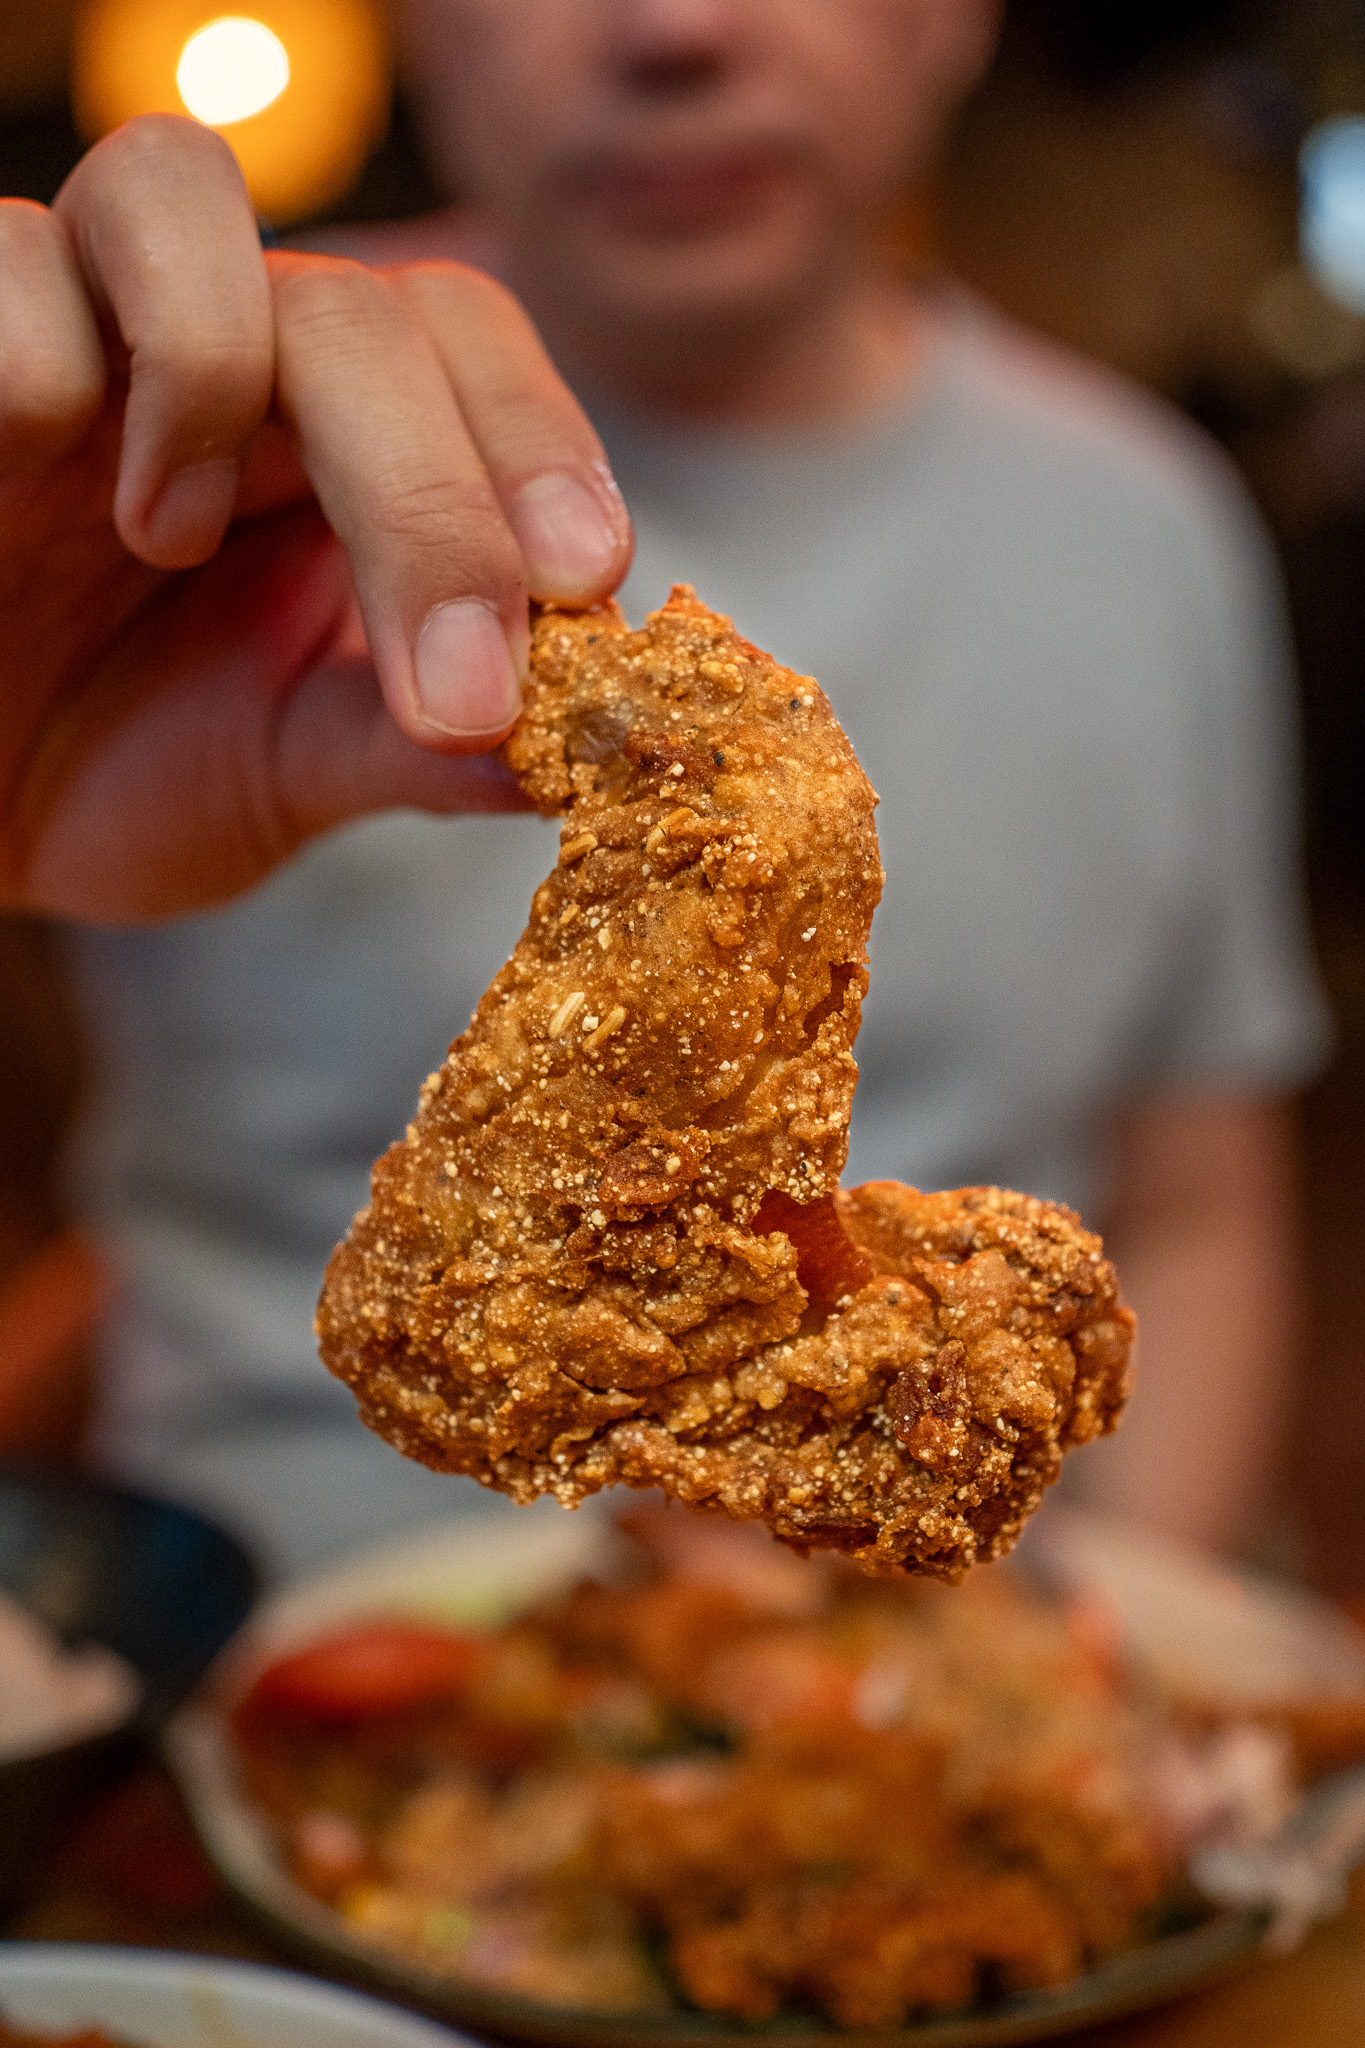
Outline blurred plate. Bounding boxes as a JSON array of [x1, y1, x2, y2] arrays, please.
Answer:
[[0, 1464, 258, 1917], [1027, 1505, 1365, 1710], [164, 1510, 1286, 2046], [0, 1943, 464, 2047]]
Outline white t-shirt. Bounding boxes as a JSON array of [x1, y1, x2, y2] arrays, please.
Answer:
[[61, 300, 1330, 1577]]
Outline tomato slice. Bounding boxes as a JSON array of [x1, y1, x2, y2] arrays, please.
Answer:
[[238, 1621, 484, 1723]]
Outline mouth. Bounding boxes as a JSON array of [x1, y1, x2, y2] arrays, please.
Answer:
[[559, 142, 800, 237]]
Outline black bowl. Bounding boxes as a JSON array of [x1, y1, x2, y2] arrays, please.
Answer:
[[0, 1465, 258, 1917]]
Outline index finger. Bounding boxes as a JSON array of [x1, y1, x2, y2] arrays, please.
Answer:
[[54, 115, 275, 568]]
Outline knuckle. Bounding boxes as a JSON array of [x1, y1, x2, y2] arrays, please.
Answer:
[[271, 255, 409, 375], [393, 259, 526, 324], [375, 473, 522, 585], [396, 261, 551, 371], [271, 252, 391, 332], [377, 469, 494, 544], [393, 261, 596, 462], [0, 351, 99, 443], [135, 328, 273, 393], [130, 332, 274, 440], [0, 197, 59, 264], [269, 248, 363, 294], [91, 112, 244, 191], [0, 205, 105, 451]]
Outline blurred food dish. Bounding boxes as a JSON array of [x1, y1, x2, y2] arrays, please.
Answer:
[[164, 1507, 1365, 2044], [0, 1944, 461, 2048], [0, 1465, 257, 1916], [225, 1517, 1177, 2023]]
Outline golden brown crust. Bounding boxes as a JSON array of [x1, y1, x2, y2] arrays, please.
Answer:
[[316, 587, 1133, 1575]]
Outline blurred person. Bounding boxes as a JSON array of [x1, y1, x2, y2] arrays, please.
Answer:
[[0, 1, 1327, 1575]]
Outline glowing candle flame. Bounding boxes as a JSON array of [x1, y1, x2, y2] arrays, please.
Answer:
[[176, 16, 290, 127]]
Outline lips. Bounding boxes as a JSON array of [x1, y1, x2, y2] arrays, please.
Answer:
[[563, 144, 795, 235]]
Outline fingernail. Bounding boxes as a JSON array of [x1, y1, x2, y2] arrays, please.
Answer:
[[414, 599, 522, 738], [146, 458, 239, 560], [510, 471, 622, 599]]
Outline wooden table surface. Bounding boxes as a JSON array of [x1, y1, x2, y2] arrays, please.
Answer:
[[8, 1760, 1365, 2047]]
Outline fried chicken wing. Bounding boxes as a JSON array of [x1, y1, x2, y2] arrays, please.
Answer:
[[317, 587, 1133, 1574]]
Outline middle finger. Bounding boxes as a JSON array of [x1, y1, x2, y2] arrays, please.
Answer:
[[269, 250, 529, 749]]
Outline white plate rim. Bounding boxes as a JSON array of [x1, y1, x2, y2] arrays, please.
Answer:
[[0, 1941, 469, 2045]]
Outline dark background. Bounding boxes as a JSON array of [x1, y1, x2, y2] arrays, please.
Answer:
[[3, 0, 1364, 1586]]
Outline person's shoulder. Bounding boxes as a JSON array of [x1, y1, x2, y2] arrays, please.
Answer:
[[933, 290, 1258, 559]]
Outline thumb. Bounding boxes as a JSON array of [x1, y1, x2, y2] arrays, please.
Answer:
[[269, 648, 533, 855], [22, 509, 528, 922]]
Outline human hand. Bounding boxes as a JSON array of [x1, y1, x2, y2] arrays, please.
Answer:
[[0, 115, 632, 921]]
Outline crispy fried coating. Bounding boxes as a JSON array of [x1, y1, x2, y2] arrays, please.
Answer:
[[317, 587, 1133, 1575], [667, 1874, 1083, 2026]]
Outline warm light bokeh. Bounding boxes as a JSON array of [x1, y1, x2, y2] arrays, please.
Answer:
[[176, 17, 290, 127], [72, 0, 390, 223]]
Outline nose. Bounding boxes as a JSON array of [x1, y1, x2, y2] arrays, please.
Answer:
[[614, 0, 739, 97]]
